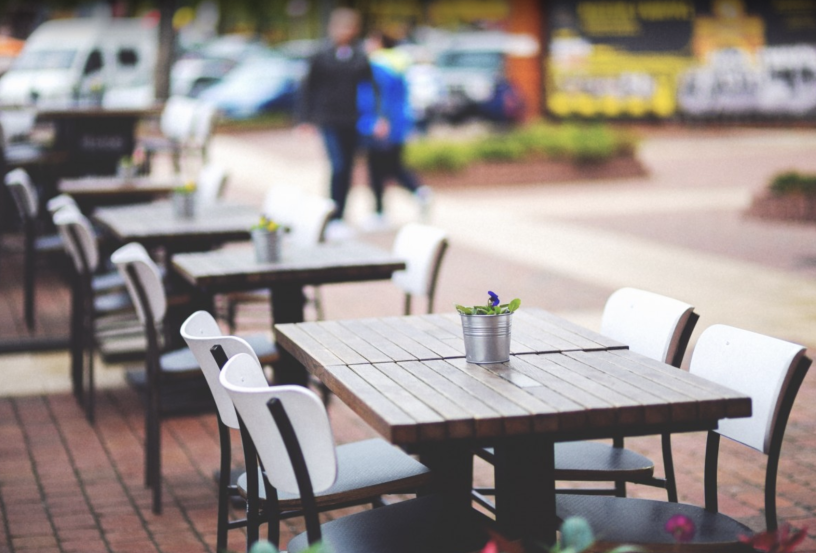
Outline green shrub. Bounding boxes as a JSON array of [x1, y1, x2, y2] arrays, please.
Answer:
[[474, 135, 528, 162], [769, 171, 816, 195], [404, 140, 475, 172], [405, 122, 634, 173]]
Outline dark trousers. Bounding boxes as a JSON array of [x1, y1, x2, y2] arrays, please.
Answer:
[[320, 125, 359, 220], [366, 144, 420, 214]]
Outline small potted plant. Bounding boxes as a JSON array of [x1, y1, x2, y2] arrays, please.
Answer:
[[117, 156, 136, 180], [172, 181, 197, 219], [456, 291, 520, 364], [251, 216, 283, 263]]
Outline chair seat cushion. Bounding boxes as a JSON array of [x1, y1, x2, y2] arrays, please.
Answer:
[[94, 291, 133, 316], [556, 494, 753, 550], [241, 334, 278, 365], [92, 270, 126, 293], [553, 440, 655, 481], [34, 233, 64, 253], [287, 494, 489, 553], [238, 438, 431, 510], [160, 347, 201, 374]]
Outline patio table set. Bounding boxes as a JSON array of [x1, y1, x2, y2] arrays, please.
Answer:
[[1, 101, 811, 553]]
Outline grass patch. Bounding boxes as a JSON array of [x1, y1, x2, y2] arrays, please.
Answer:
[[216, 111, 295, 133], [769, 171, 816, 195], [405, 122, 637, 173]]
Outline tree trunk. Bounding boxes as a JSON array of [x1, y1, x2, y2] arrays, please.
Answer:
[[154, 0, 176, 101]]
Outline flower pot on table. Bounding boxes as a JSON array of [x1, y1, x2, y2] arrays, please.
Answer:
[[460, 312, 512, 364]]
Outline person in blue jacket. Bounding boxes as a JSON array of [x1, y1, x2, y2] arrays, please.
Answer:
[[358, 31, 431, 228]]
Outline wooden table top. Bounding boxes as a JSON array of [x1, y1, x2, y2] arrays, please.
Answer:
[[172, 241, 406, 291], [37, 105, 161, 119], [275, 312, 752, 446], [93, 200, 256, 246], [59, 176, 177, 196]]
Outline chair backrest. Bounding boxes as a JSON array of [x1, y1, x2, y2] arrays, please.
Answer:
[[391, 223, 448, 301], [53, 205, 99, 274], [288, 195, 336, 249], [196, 163, 228, 207], [180, 311, 262, 430], [46, 194, 78, 216], [263, 187, 335, 249], [601, 288, 696, 367], [219, 353, 338, 495], [160, 96, 200, 142], [111, 242, 166, 325], [192, 101, 217, 145], [690, 324, 808, 455], [5, 168, 38, 219]]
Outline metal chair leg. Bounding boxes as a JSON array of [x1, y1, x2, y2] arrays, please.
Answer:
[[216, 419, 231, 553], [23, 219, 35, 332], [662, 433, 678, 502]]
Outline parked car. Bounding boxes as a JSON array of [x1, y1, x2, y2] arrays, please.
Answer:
[[197, 53, 305, 119], [431, 31, 536, 122], [171, 34, 270, 97], [0, 17, 157, 106]]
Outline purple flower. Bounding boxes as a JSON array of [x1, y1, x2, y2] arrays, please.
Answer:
[[488, 291, 499, 307], [665, 514, 696, 543]]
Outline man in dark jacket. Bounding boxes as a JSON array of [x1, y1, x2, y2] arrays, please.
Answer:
[[297, 8, 383, 237]]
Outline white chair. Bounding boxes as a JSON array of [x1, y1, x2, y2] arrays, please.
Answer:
[[4, 168, 63, 331], [391, 223, 449, 315], [474, 288, 698, 509], [196, 162, 228, 208], [219, 352, 487, 553], [181, 311, 434, 552], [140, 96, 200, 173], [190, 101, 218, 162], [557, 324, 811, 550], [53, 206, 142, 422], [112, 244, 278, 514]]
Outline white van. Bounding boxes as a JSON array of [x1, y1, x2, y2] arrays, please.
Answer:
[[0, 17, 157, 107]]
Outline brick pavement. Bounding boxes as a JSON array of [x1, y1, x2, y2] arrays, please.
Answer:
[[3, 126, 816, 551]]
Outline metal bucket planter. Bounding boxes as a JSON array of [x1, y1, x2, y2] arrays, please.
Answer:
[[172, 192, 196, 219], [460, 312, 512, 364], [252, 228, 281, 263]]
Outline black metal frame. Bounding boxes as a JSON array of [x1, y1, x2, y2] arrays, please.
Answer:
[[266, 397, 323, 546], [125, 263, 163, 514], [67, 224, 96, 423], [6, 183, 37, 331], [704, 355, 810, 531]]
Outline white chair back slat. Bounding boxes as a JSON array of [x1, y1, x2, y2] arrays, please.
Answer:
[[220, 353, 338, 495], [111, 242, 167, 324], [180, 311, 261, 430], [5, 168, 38, 218], [196, 163, 228, 208], [690, 324, 806, 454], [601, 287, 695, 365], [160, 96, 199, 142], [391, 223, 448, 298], [53, 205, 99, 273], [192, 101, 217, 146], [46, 194, 78, 216], [289, 196, 335, 249]]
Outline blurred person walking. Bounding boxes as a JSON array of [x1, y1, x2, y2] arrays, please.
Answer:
[[358, 31, 431, 230], [297, 7, 381, 241]]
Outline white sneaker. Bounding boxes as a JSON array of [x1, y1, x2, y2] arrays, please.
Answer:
[[416, 186, 432, 223], [325, 220, 356, 242], [360, 213, 391, 233]]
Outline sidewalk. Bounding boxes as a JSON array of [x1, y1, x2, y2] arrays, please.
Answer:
[[2, 125, 816, 552]]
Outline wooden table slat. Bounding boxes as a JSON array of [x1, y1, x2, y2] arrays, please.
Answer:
[[376, 317, 464, 359], [296, 322, 371, 366], [337, 319, 419, 363], [354, 318, 442, 361], [273, 323, 346, 369], [348, 364, 447, 441], [523, 309, 629, 350], [397, 360, 505, 438]]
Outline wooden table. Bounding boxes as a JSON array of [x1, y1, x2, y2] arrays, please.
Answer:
[[274, 309, 752, 543], [93, 200, 256, 252], [58, 175, 177, 207], [172, 241, 406, 384]]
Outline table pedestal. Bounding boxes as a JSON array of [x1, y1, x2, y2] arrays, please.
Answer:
[[270, 283, 309, 386]]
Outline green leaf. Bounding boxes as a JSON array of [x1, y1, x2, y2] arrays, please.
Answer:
[[474, 307, 489, 315], [455, 304, 473, 315], [606, 547, 645, 553], [507, 298, 521, 312], [560, 517, 594, 553]]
